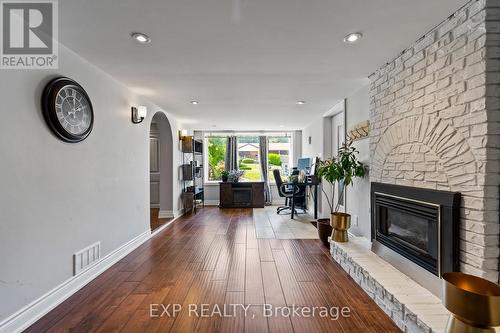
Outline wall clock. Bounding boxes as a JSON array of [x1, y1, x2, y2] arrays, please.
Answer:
[[42, 77, 94, 143]]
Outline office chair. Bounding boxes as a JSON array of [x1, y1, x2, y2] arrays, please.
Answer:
[[273, 169, 306, 218]]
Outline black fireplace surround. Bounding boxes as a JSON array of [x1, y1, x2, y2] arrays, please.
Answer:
[[371, 182, 460, 277]]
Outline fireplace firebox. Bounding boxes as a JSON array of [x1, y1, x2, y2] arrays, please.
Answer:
[[371, 182, 460, 277]]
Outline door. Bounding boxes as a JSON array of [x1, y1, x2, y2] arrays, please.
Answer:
[[150, 123, 160, 208], [331, 112, 345, 211]]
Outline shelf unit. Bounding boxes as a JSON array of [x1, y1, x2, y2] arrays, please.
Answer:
[[181, 136, 204, 213]]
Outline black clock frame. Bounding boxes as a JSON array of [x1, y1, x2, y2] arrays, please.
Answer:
[[42, 77, 94, 143]]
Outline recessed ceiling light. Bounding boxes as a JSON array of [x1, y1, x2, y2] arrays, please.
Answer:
[[190, 101, 199, 105], [279, 125, 285, 128], [344, 32, 362, 44], [131, 32, 151, 44], [296, 100, 306, 105]]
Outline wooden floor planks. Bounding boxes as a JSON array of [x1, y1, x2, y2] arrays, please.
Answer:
[[26, 207, 401, 333]]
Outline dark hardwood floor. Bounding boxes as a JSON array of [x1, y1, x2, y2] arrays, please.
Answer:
[[150, 208, 173, 231], [26, 207, 400, 333]]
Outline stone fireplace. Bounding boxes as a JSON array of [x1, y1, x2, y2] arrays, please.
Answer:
[[328, 1, 499, 331], [369, 0, 500, 284]]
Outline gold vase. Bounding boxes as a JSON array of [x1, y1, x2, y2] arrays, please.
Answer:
[[442, 272, 500, 333], [330, 212, 351, 242]]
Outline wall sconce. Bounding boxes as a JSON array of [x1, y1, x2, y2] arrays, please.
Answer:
[[131, 106, 147, 124], [178, 129, 188, 140]]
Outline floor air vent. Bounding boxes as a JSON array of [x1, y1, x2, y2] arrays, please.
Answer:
[[73, 242, 101, 275]]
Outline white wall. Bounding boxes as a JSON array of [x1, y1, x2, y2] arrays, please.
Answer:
[[204, 184, 220, 205], [345, 85, 370, 238], [302, 116, 325, 216], [302, 117, 324, 162], [0, 44, 183, 321], [301, 86, 370, 234]]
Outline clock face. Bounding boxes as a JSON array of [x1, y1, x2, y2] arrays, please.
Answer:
[[42, 77, 94, 142], [55, 87, 92, 136]]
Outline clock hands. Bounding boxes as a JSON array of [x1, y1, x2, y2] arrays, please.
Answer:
[[74, 105, 87, 113], [67, 105, 86, 118]]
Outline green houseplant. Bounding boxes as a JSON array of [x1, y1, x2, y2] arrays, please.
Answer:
[[221, 170, 229, 182], [316, 141, 366, 242]]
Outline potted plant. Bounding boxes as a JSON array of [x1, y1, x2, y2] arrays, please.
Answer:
[[316, 218, 333, 247], [289, 174, 299, 183], [316, 142, 366, 242], [228, 169, 245, 183], [221, 170, 229, 182]]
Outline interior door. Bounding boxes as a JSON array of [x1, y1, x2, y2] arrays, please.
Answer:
[[331, 112, 345, 211], [150, 123, 160, 208]]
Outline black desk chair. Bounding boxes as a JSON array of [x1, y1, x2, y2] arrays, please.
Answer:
[[273, 169, 292, 214], [273, 169, 306, 219]]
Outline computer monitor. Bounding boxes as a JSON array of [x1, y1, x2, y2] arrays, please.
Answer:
[[297, 158, 311, 173]]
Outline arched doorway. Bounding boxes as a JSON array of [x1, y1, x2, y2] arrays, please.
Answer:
[[149, 112, 174, 231]]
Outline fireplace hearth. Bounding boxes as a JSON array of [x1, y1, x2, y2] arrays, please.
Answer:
[[371, 182, 460, 277]]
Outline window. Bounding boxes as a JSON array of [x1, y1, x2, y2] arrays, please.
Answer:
[[206, 136, 227, 181], [268, 135, 292, 182], [204, 133, 293, 183], [238, 136, 262, 181]]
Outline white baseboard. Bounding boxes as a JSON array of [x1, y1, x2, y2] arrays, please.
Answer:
[[158, 210, 174, 218], [0, 212, 184, 333], [175, 208, 185, 217], [151, 212, 183, 237]]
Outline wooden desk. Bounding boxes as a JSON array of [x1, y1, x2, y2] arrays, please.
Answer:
[[219, 182, 265, 208]]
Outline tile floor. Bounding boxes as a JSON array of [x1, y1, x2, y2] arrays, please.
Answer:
[[253, 206, 319, 239]]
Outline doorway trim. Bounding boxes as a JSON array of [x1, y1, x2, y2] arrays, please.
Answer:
[[149, 111, 174, 230], [319, 100, 347, 215]]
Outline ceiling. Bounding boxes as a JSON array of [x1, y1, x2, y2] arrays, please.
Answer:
[[59, 0, 466, 130]]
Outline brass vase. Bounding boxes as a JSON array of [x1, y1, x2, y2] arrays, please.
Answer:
[[330, 212, 351, 242], [442, 272, 500, 333]]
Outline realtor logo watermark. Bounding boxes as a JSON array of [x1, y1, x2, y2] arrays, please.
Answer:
[[1, 0, 58, 69], [150, 303, 351, 321]]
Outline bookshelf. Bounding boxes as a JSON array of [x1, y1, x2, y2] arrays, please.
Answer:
[[181, 136, 204, 213]]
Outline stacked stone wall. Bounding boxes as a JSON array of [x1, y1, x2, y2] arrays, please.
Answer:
[[370, 0, 499, 282]]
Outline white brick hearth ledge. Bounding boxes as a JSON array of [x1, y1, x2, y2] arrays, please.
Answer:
[[330, 237, 450, 333]]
